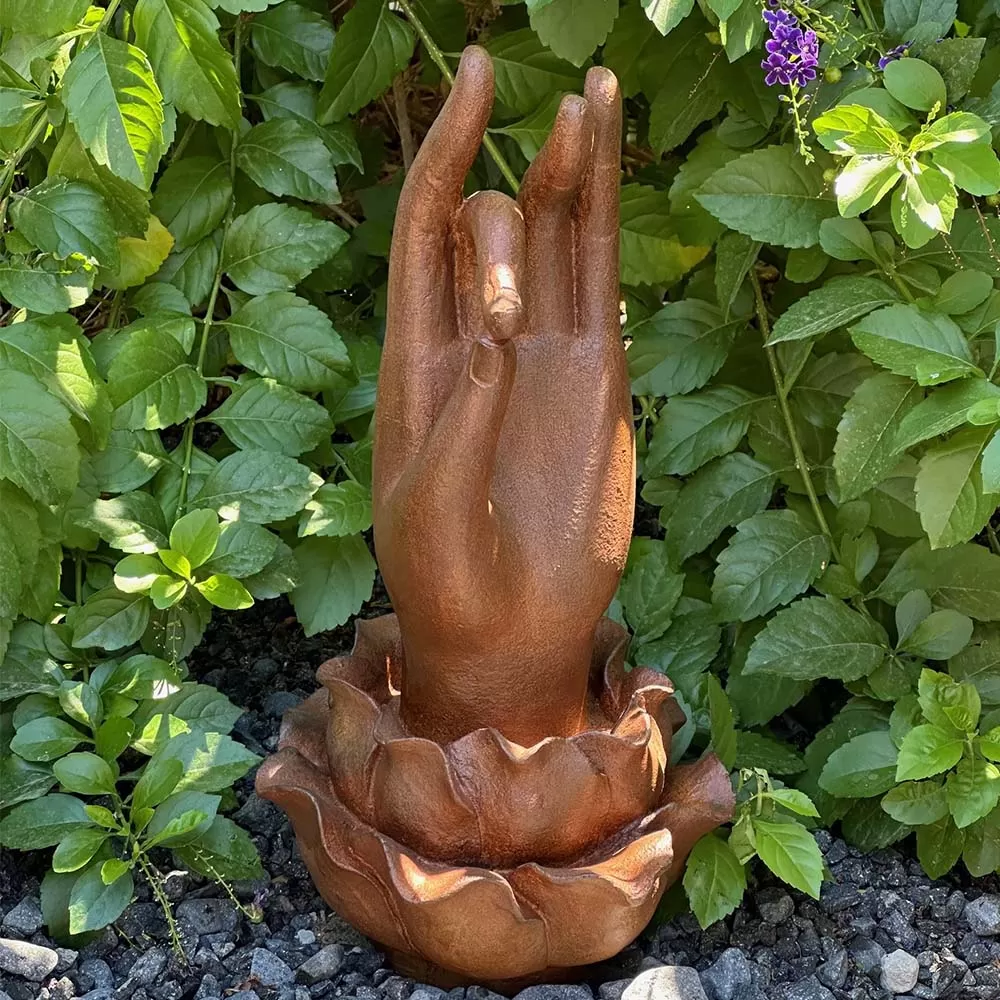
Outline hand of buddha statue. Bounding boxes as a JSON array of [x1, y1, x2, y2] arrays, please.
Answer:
[[373, 46, 634, 746]]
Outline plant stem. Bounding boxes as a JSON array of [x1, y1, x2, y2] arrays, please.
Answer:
[[136, 852, 185, 958], [94, 0, 123, 36], [392, 75, 415, 170], [395, 0, 520, 193], [855, 0, 878, 33], [988, 521, 1000, 557], [174, 18, 246, 521], [751, 269, 841, 563], [885, 265, 916, 303], [0, 112, 48, 229]]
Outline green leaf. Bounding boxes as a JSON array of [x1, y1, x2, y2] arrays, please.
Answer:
[[932, 269, 994, 316], [712, 510, 830, 622], [62, 34, 165, 189], [753, 818, 823, 898], [0, 256, 93, 314], [59, 680, 102, 729], [0, 755, 55, 811], [792, 352, 873, 430], [291, 535, 376, 637], [208, 377, 334, 455], [767, 789, 819, 817], [194, 574, 254, 610], [663, 453, 776, 565], [10, 717, 87, 762], [170, 509, 219, 569], [896, 724, 965, 780], [768, 277, 898, 345], [132, 757, 184, 812], [735, 732, 806, 775], [946, 756, 1000, 829], [641, 0, 695, 33], [201, 520, 279, 578], [133, 0, 241, 129], [77, 493, 169, 554], [71, 587, 151, 650], [834, 372, 921, 502], [915, 425, 1000, 548], [619, 540, 684, 645], [145, 790, 218, 846], [983, 430, 1000, 494], [484, 29, 585, 116], [812, 104, 902, 155], [107, 329, 206, 431], [0, 369, 79, 505], [883, 0, 955, 41], [192, 448, 321, 523], [113, 553, 165, 593], [635, 600, 721, 700], [151, 157, 231, 251], [68, 862, 134, 934], [696, 145, 837, 249], [819, 730, 899, 797], [299, 480, 372, 538], [714, 231, 759, 318], [174, 815, 264, 881], [744, 596, 888, 682], [963, 809, 1000, 877], [917, 816, 964, 878], [51, 827, 110, 873], [529, 0, 619, 68], [0, 313, 111, 445], [153, 730, 258, 793], [628, 299, 740, 397], [223, 203, 348, 294], [682, 834, 746, 929], [850, 303, 979, 386], [317, 0, 414, 123], [53, 753, 116, 796], [490, 93, 561, 163], [236, 119, 339, 206], [647, 385, 757, 476], [933, 143, 1000, 197], [0, 0, 89, 35], [0, 793, 93, 849], [832, 155, 901, 217], [619, 184, 709, 287], [251, 1, 335, 82], [156, 235, 218, 307], [222, 293, 348, 392], [12, 178, 118, 267], [902, 609, 973, 660], [819, 217, 878, 262], [918, 667, 980, 732], [881, 780, 949, 825], [894, 379, 1000, 452], [951, 633, 1000, 705], [883, 58, 948, 112], [705, 674, 737, 770]]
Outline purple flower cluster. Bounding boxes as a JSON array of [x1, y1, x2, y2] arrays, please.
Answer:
[[761, 7, 819, 88], [878, 42, 912, 70]]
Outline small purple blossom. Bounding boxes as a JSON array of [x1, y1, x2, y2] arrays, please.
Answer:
[[878, 42, 912, 70], [760, 8, 819, 88]]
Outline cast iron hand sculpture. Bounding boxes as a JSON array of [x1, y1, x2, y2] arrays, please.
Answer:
[[257, 47, 734, 991]]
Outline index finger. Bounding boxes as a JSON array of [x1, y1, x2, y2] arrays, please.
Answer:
[[386, 46, 495, 351]]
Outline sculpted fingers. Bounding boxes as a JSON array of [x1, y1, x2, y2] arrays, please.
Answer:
[[518, 95, 593, 337]]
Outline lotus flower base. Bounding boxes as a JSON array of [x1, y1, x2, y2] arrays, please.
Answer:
[[256, 616, 734, 990]]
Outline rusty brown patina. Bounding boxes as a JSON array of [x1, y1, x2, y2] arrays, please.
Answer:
[[256, 46, 734, 990]]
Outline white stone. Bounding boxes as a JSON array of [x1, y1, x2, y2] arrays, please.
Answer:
[[621, 966, 708, 1000], [881, 949, 919, 995]]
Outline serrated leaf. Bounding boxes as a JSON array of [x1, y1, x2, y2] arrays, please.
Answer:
[[946, 756, 1000, 829], [107, 329, 205, 431], [819, 730, 898, 797], [291, 535, 376, 636], [71, 587, 150, 650], [62, 34, 165, 189], [647, 385, 757, 476], [915, 425, 999, 548], [529, 0, 618, 68], [252, 1, 335, 82], [0, 793, 93, 850], [91, 429, 168, 494], [77, 493, 168, 554], [222, 292, 348, 391], [68, 862, 134, 934], [620, 539, 684, 645], [174, 815, 264, 881], [897, 723, 965, 780], [0, 369, 79, 505], [222, 203, 347, 294], [768, 277, 898, 345], [950, 633, 1000, 705], [712, 510, 830, 622], [0, 0, 89, 35], [744, 596, 888, 682], [484, 29, 585, 116], [753, 818, 823, 898], [103, 216, 175, 291], [894, 379, 1000, 452], [134, 0, 241, 129], [696, 145, 837, 249], [151, 157, 231, 251], [201, 520, 279, 578], [12, 178, 118, 267], [317, 0, 414, 123], [0, 256, 93, 314], [683, 833, 746, 929], [882, 779, 949, 825], [153, 730, 257, 793], [236, 119, 339, 206], [10, 718, 87, 762], [299, 480, 372, 537], [192, 448, 321, 523], [834, 372, 921, 502], [917, 816, 964, 878]]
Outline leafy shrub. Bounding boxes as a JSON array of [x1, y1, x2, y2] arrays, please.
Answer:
[[2, 0, 1000, 939]]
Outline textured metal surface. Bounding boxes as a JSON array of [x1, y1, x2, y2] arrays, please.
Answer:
[[257, 46, 734, 989]]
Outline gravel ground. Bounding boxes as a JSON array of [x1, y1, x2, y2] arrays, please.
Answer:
[[3, 598, 1000, 1000]]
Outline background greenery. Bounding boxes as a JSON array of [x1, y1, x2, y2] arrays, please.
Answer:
[[1, 0, 1000, 942]]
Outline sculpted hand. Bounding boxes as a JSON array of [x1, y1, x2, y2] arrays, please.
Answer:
[[373, 47, 634, 745]]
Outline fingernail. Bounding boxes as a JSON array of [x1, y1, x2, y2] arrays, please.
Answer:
[[470, 338, 504, 387]]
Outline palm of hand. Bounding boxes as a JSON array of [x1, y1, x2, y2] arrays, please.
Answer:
[[373, 48, 633, 745]]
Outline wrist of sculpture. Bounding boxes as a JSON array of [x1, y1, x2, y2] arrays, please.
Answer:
[[256, 45, 735, 992]]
